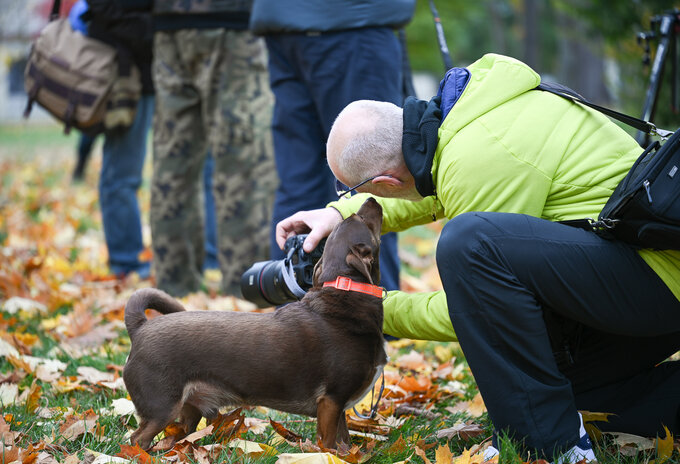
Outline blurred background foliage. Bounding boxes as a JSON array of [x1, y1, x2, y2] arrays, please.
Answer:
[[404, 0, 680, 131]]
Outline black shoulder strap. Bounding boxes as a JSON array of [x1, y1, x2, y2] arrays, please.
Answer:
[[535, 82, 673, 138], [50, 0, 62, 20]]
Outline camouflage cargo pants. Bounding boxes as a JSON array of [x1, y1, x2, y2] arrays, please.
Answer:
[[151, 28, 276, 297]]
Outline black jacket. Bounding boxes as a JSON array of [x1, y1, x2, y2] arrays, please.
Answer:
[[84, 0, 154, 94]]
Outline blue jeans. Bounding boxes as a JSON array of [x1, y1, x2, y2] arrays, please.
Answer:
[[99, 95, 154, 275], [265, 27, 402, 290]]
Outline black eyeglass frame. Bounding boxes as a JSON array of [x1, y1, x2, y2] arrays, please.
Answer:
[[335, 174, 391, 198]]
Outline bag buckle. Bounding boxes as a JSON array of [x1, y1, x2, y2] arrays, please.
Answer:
[[589, 218, 620, 230], [650, 124, 674, 140]]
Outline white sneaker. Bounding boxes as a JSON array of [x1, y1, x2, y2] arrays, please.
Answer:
[[554, 413, 597, 464]]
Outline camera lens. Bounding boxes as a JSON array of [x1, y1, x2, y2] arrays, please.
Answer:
[[240, 260, 297, 307]]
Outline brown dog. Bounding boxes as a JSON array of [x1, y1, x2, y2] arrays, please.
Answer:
[[122, 198, 386, 450]]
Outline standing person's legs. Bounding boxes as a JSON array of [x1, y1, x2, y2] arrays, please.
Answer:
[[435, 212, 680, 458], [151, 30, 208, 296], [266, 35, 336, 261], [306, 28, 403, 291], [267, 28, 402, 290], [209, 30, 276, 295], [99, 94, 154, 277], [202, 153, 219, 270], [74, 133, 96, 181]]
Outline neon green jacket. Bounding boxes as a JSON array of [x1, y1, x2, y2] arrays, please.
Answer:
[[329, 54, 680, 341]]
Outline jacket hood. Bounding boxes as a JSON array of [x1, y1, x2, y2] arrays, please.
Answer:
[[440, 54, 541, 134]]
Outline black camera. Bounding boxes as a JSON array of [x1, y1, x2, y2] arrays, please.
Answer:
[[240, 234, 326, 307]]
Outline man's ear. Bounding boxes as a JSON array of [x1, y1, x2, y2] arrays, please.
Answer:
[[357, 198, 383, 238], [372, 175, 402, 187], [345, 243, 374, 283]]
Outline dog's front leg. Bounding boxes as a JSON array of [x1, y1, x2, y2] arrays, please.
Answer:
[[316, 395, 345, 449]]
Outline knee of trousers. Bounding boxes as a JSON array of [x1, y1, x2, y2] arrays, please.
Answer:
[[435, 212, 502, 277]]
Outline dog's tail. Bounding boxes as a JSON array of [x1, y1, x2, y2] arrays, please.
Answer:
[[125, 288, 186, 340]]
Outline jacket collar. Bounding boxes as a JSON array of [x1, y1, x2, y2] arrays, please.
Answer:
[[401, 67, 471, 198], [401, 95, 441, 198]]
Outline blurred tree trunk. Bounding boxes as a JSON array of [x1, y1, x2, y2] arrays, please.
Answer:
[[555, 4, 611, 104], [523, 0, 539, 69]]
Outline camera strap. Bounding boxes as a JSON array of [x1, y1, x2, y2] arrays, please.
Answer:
[[281, 258, 307, 300]]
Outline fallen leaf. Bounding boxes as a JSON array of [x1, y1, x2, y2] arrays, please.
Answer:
[[77, 366, 115, 384], [415, 446, 432, 464], [437, 422, 486, 441], [111, 398, 136, 416], [270, 419, 304, 443], [116, 444, 153, 464], [59, 409, 98, 441], [467, 393, 486, 417], [229, 439, 277, 458], [276, 453, 350, 464], [435, 444, 453, 464], [655, 426, 674, 464]]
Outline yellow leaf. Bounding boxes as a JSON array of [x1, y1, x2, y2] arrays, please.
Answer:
[[434, 345, 453, 363], [656, 426, 674, 464], [453, 448, 472, 464], [435, 444, 453, 464], [580, 410, 614, 423], [467, 393, 487, 417], [275, 452, 350, 464], [229, 439, 278, 457]]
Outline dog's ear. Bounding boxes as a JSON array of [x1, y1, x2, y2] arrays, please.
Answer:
[[346, 243, 374, 284], [312, 256, 324, 286], [357, 198, 383, 238]]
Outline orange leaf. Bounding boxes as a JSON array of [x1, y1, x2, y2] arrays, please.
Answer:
[[25, 382, 42, 414], [210, 408, 247, 443], [270, 419, 304, 443], [117, 444, 155, 464]]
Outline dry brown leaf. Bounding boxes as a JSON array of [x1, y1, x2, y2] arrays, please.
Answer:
[[415, 445, 432, 464], [58, 409, 98, 441], [270, 419, 304, 443], [436, 423, 486, 441]]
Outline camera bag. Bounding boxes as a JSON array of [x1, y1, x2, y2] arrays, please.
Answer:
[[23, 0, 140, 135], [537, 83, 680, 250]]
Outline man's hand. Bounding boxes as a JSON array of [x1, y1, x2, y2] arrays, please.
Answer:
[[276, 207, 343, 253]]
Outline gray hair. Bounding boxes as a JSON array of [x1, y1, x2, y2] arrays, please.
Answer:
[[335, 101, 403, 185]]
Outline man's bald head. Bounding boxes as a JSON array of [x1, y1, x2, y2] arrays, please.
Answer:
[[327, 100, 403, 186]]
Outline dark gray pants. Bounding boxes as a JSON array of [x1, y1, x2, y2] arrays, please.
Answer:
[[436, 212, 680, 458]]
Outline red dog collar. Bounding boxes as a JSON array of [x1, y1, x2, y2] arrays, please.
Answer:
[[323, 276, 385, 298]]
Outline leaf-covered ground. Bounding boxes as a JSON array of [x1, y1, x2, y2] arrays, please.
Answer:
[[1, 124, 678, 464]]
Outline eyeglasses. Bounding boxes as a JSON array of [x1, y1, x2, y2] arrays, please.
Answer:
[[335, 174, 390, 198]]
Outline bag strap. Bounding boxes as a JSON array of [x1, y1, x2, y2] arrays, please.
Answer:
[[535, 82, 674, 139], [50, 0, 62, 20]]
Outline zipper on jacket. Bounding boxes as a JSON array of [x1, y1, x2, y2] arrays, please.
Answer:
[[643, 180, 653, 203]]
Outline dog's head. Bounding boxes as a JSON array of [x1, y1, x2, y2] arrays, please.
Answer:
[[313, 198, 383, 286]]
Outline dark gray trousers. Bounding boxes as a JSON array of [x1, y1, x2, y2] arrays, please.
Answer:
[[436, 212, 680, 458]]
